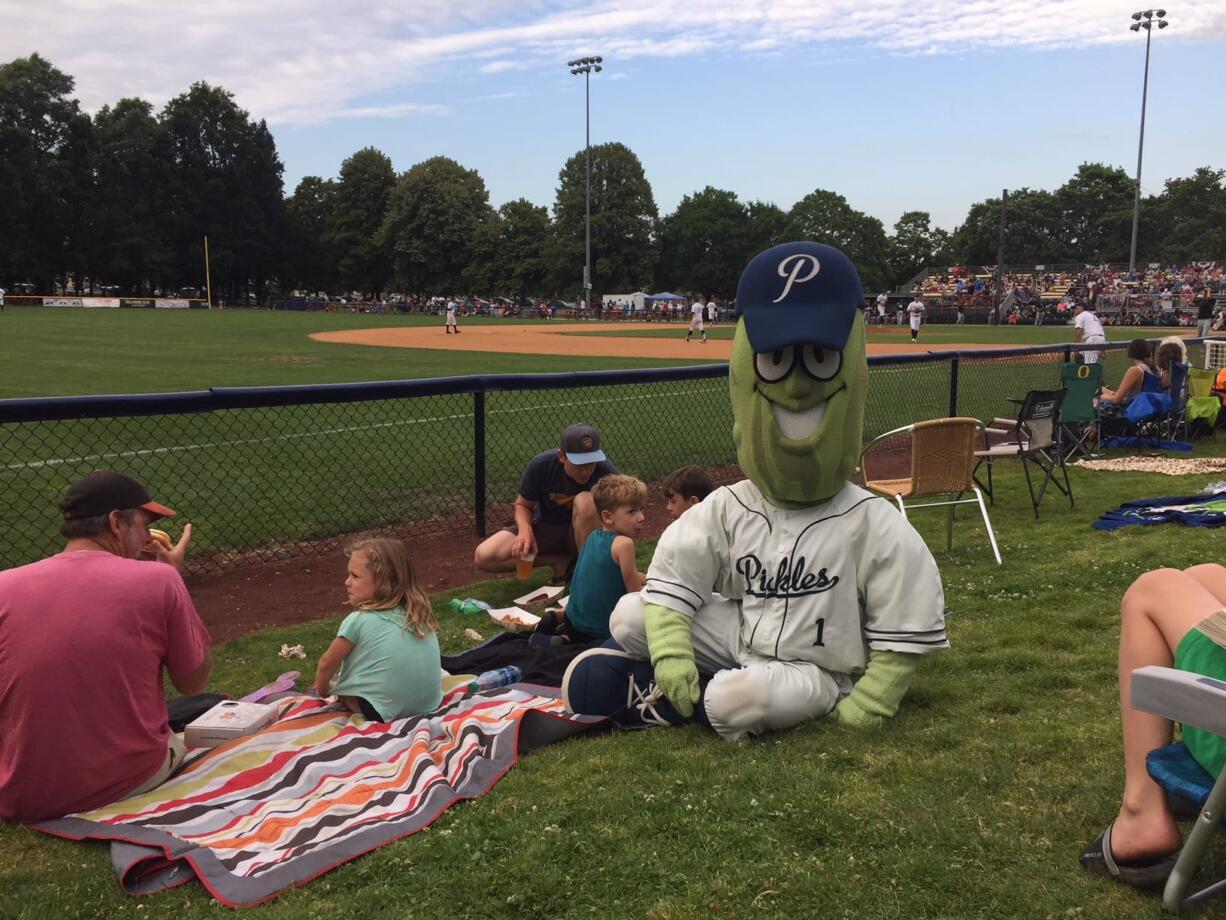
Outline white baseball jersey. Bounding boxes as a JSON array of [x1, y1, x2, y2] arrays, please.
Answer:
[[642, 479, 947, 680], [876, 293, 888, 315], [1074, 309, 1104, 341], [691, 302, 705, 320]]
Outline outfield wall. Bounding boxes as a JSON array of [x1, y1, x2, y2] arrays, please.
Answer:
[[0, 341, 1197, 575], [7, 296, 208, 309]]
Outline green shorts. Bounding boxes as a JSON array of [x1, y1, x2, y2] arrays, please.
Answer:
[[1173, 626, 1226, 778]]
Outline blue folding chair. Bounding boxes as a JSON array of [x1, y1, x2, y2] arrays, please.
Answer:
[[1132, 666, 1226, 913]]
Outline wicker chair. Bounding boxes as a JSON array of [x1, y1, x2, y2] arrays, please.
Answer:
[[860, 417, 1002, 565]]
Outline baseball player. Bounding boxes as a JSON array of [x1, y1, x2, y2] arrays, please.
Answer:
[[564, 242, 947, 741], [685, 299, 707, 343], [875, 291, 888, 325], [906, 295, 925, 342], [1072, 302, 1106, 364], [445, 300, 459, 334]]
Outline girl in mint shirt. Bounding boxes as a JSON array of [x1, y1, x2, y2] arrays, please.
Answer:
[[314, 538, 442, 721]]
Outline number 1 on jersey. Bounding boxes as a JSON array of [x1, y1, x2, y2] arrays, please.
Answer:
[[813, 618, 826, 647]]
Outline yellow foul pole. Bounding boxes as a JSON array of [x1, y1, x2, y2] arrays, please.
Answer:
[[204, 236, 213, 309]]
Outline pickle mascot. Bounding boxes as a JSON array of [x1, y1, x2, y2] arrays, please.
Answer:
[[562, 241, 947, 740]]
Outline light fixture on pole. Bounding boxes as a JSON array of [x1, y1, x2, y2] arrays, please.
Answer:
[[1127, 9, 1168, 273], [568, 55, 602, 309]]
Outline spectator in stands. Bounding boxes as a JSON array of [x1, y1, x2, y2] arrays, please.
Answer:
[[473, 424, 616, 579], [0, 471, 210, 823]]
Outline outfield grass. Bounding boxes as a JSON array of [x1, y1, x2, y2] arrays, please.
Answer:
[[577, 323, 1188, 347], [3, 453, 1224, 918], [0, 308, 711, 400], [0, 304, 1165, 573]]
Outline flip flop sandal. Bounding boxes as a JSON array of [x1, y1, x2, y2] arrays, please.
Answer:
[[1079, 821, 1177, 892], [240, 670, 301, 703]]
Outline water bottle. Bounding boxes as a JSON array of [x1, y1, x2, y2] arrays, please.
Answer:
[[448, 597, 491, 615], [468, 666, 522, 692]]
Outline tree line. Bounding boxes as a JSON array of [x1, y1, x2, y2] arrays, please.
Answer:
[[2, 54, 1223, 305]]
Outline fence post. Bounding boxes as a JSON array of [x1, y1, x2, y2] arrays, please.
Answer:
[[948, 356, 959, 417], [473, 390, 487, 537]]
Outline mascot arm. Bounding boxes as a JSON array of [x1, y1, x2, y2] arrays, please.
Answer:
[[834, 650, 920, 728], [643, 603, 700, 718]]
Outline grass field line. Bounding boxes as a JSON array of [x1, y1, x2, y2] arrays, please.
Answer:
[[3, 382, 727, 471]]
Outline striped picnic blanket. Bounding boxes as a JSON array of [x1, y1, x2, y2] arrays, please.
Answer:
[[35, 686, 608, 907]]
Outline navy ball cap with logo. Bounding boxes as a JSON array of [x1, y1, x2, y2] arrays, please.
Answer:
[[735, 241, 865, 354]]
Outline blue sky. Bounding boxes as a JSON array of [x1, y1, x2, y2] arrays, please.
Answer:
[[4, 0, 1224, 231]]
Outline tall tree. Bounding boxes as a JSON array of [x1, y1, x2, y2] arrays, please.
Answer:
[[88, 98, 172, 293], [328, 147, 395, 296], [286, 176, 338, 293], [1143, 167, 1226, 263], [0, 54, 92, 291], [657, 186, 761, 299], [466, 198, 551, 301], [160, 82, 286, 302], [951, 188, 1061, 267], [1052, 163, 1135, 263], [887, 211, 953, 287], [551, 142, 658, 299], [786, 189, 890, 293], [380, 156, 493, 294]]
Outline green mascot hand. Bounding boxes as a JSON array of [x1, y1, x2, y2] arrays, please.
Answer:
[[644, 603, 700, 718], [835, 650, 920, 728]]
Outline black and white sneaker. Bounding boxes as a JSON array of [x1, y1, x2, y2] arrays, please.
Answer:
[[561, 643, 688, 729]]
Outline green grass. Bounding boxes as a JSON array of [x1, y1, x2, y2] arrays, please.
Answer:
[[577, 323, 1186, 347], [0, 306, 1187, 574], [0, 308, 711, 400], [4, 452, 1226, 918]]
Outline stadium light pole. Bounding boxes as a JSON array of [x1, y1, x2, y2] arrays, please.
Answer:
[[1127, 9, 1168, 273], [568, 55, 602, 310]]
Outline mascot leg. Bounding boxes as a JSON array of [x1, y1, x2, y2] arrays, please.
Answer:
[[610, 592, 741, 675], [703, 659, 841, 742]]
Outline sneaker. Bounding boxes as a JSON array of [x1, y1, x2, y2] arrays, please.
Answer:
[[561, 644, 688, 728]]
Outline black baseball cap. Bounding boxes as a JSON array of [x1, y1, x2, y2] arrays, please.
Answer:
[[560, 424, 606, 464], [61, 470, 176, 520]]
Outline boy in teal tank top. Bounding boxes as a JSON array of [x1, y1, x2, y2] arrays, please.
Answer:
[[536, 475, 647, 642]]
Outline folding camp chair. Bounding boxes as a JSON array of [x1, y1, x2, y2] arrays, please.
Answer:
[[1058, 361, 1103, 459], [860, 417, 1001, 564], [1131, 666, 1226, 914], [1162, 362, 1191, 442], [973, 388, 1073, 518], [1186, 368, 1221, 438]]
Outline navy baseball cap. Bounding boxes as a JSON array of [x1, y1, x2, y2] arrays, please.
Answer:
[[734, 241, 865, 353]]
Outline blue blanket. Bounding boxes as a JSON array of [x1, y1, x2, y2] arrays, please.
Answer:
[[1093, 491, 1226, 531]]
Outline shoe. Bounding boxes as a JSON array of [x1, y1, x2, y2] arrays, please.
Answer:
[[561, 643, 688, 728], [1078, 822, 1177, 891]]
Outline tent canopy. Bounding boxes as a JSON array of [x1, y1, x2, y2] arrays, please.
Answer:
[[646, 291, 688, 302]]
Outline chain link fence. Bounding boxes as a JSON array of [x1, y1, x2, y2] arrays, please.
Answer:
[[0, 340, 1206, 576]]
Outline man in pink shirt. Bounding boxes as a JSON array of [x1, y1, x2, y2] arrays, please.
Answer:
[[0, 470, 212, 823]]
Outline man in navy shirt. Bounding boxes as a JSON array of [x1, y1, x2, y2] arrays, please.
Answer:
[[473, 424, 617, 578]]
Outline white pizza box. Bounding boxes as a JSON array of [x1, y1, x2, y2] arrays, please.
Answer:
[[185, 699, 277, 748], [488, 606, 541, 633], [513, 584, 566, 607]]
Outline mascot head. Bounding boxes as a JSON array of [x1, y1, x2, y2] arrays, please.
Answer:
[[730, 241, 868, 508]]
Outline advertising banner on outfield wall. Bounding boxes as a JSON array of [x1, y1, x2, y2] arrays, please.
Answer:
[[120, 298, 156, 308], [190, 299, 207, 309], [81, 297, 121, 308], [44, 298, 84, 307], [156, 299, 191, 309]]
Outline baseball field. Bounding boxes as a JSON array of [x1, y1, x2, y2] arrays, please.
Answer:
[[2, 305, 1225, 916], [0, 307, 1190, 571]]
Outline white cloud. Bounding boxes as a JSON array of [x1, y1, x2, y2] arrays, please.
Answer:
[[0, 0, 1221, 126]]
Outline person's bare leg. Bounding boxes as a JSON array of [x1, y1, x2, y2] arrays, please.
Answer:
[[1110, 567, 1221, 860], [1185, 563, 1226, 604], [571, 491, 600, 554], [472, 530, 518, 573]]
